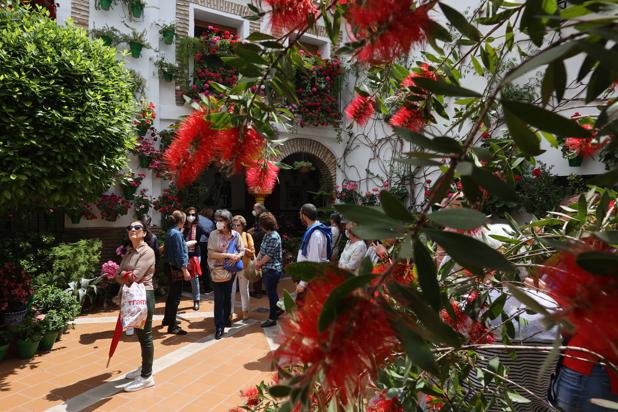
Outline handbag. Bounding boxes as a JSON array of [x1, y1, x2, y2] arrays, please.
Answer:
[[223, 235, 244, 273], [211, 266, 232, 283], [242, 259, 261, 282]]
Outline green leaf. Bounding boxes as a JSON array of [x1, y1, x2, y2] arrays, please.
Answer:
[[477, 8, 518, 25], [425, 228, 516, 273], [395, 323, 439, 375], [283, 290, 296, 314], [413, 77, 481, 97], [318, 274, 376, 331], [380, 190, 414, 222], [427, 20, 453, 42], [506, 284, 549, 316], [393, 127, 463, 153], [428, 208, 488, 231], [586, 63, 611, 103], [507, 391, 531, 404], [593, 231, 618, 245], [414, 240, 441, 311], [541, 61, 555, 106], [596, 191, 610, 229], [352, 225, 399, 241], [440, 2, 481, 41], [503, 41, 580, 84], [269, 385, 292, 398], [397, 158, 442, 167], [502, 107, 544, 156], [588, 168, 618, 186], [487, 293, 508, 320], [246, 32, 275, 41], [335, 204, 400, 228], [552, 60, 567, 102], [576, 252, 618, 276], [471, 166, 518, 202], [501, 100, 591, 138]]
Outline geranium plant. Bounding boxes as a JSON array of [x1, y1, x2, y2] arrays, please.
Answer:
[[293, 52, 342, 128], [134, 130, 161, 168], [0, 262, 33, 312], [152, 186, 180, 216], [155, 57, 178, 82], [118, 171, 145, 200], [133, 100, 156, 136], [132, 188, 151, 218], [96, 193, 131, 221], [65, 202, 97, 224]]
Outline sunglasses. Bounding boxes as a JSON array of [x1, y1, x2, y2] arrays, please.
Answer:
[[187, 213, 196, 216], [126, 225, 144, 231]]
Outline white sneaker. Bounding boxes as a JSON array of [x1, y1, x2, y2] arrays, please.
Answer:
[[124, 375, 155, 392], [125, 367, 141, 380]]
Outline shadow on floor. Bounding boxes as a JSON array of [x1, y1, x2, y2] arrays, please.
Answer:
[[46, 372, 116, 402]]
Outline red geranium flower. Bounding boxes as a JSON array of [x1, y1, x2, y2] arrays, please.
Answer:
[[240, 386, 260, 406]]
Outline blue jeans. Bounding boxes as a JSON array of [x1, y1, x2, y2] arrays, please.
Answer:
[[555, 364, 618, 412], [190, 276, 200, 301], [213, 277, 234, 329], [262, 269, 281, 320]]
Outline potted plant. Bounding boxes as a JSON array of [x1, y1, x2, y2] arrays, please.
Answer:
[[0, 262, 33, 325], [38, 310, 64, 351], [561, 113, 609, 167], [0, 331, 9, 361], [152, 186, 180, 218], [65, 202, 97, 224], [133, 189, 152, 218], [95, 0, 116, 11], [155, 57, 178, 82], [121, 29, 150, 58], [293, 160, 315, 173], [89, 26, 120, 47], [32, 285, 81, 341], [118, 171, 145, 200], [11, 315, 43, 359], [133, 100, 156, 136], [96, 193, 132, 222], [120, 0, 146, 18], [157, 22, 176, 45]]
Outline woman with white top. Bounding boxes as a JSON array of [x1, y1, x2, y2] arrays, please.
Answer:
[[338, 222, 367, 272]]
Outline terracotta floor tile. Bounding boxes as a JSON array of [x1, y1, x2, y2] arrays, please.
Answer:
[[0, 392, 31, 410]]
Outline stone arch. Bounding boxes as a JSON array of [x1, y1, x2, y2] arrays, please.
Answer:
[[275, 138, 337, 188]]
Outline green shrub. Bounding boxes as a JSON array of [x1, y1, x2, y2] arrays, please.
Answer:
[[33, 239, 102, 288], [40, 309, 65, 333], [10, 315, 43, 341], [0, 6, 136, 210], [32, 285, 82, 323]]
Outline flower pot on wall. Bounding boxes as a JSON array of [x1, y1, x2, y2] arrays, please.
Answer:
[[568, 155, 584, 167], [138, 154, 150, 168], [162, 72, 174, 82], [67, 212, 82, 224], [99, 0, 113, 10], [100, 35, 113, 46], [38, 331, 59, 352], [129, 42, 143, 58], [129, 2, 144, 18], [16, 338, 41, 359], [161, 30, 175, 45], [122, 186, 137, 200]]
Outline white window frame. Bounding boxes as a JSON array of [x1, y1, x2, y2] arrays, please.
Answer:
[[189, 4, 250, 39], [291, 32, 331, 58]]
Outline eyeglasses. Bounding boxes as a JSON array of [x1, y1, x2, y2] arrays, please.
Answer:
[[126, 225, 144, 231]]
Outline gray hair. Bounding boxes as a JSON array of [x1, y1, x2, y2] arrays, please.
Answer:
[[214, 209, 233, 229]]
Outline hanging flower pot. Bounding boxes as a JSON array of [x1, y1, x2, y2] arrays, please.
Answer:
[[162, 71, 174, 82], [161, 30, 175, 45], [16, 338, 41, 359], [99, 0, 113, 10], [122, 185, 138, 200], [100, 34, 113, 46], [129, 1, 144, 18], [67, 210, 82, 224], [38, 331, 59, 352], [128, 41, 143, 58], [568, 155, 584, 167], [138, 154, 150, 168], [0, 343, 8, 361]]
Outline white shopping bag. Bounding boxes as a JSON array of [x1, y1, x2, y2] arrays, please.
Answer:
[[120, 283, 148, 330]]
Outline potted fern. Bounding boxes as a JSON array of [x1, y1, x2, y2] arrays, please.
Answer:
[[90, 26, 120, 47], [155, 57, 178, 82], [157, 22, 176, 45], [121, 29, 150, 58]]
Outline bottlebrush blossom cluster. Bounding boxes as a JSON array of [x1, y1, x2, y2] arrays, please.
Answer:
[[346, 0, 433, 63], [265, 0, 317, 32], [402, 62, 437, 88], [345, 94, 375, 126], [440, 300, 495, 344], [367, 391, 404, 412], [389, 106, 425, 132], [163, 109, 267, 188], [564, 136, 607, 158], [275, 271, 399, 403], [246, 161, 279, 194]]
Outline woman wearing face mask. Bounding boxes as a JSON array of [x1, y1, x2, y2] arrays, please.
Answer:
[[338, 222, 367, 273], [207, 209, 244, 339], [116, 220, 156, 392], [162, 210, 191, 335], [183, 206, 207, 311], [230, 215, 254, 320]]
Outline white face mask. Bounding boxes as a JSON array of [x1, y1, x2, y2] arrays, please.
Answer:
[[187, 215, 196, 223], [216, 221, 226, 231], [252, 210, 257, 217]]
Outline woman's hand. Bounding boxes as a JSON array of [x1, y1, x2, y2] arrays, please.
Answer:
[[182, 268, 191, 281], [228, 253, 241, 263]]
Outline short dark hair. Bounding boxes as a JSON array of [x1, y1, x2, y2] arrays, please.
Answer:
[[254, 203, 267, 214], [330, 212, 342, 225], [300, 203, 318, 221], [259, 212, 278, 231]]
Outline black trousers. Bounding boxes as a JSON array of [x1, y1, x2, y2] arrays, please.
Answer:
[[163, 264, 183, 331], [213, 277, 234, 330]]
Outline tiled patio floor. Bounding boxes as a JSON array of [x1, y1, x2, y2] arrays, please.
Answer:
[[0, 279, 293, 411]]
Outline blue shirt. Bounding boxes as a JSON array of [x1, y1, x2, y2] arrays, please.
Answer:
[[260, 231, 282, 272], [164, 227, 188, 269]]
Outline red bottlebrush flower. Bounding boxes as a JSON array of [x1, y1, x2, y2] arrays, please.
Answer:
[[265, 0, 317, 32], [367, 391, 404, 412], [531, 168, 542, 177], [392, 262, 415, 285], [211, 127, 239, 165], [275, 271, 398, 404], [246, 161, 280, 194], [234, 127, 267, 172], [425, 395, 445, 411], [564, 137, 606, 158], [347, 1, 433, 64], [401, 63, 437, 88], [240, 386, 260, 406], [390, 106, 425, 132], [345, 94, 375, 126], [440, 300, 494, 344]]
